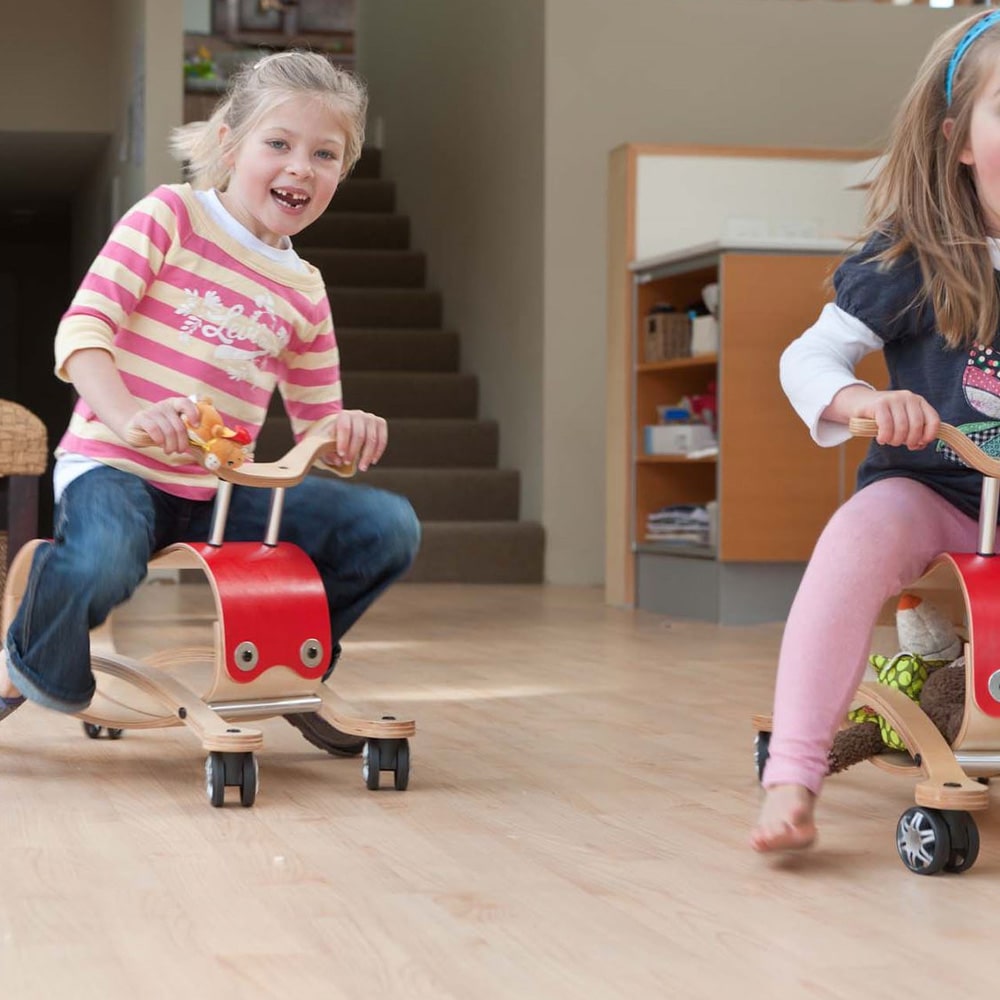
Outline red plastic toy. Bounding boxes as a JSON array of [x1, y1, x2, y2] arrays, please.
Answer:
[[1, 421, 415, 807]]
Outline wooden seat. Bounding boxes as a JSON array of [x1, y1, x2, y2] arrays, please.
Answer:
[[0, 400, 48, 593]]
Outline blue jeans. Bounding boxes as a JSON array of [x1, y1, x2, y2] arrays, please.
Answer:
[[5, 465, 420, 713]]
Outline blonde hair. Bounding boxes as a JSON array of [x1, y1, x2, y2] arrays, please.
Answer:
[[865, 12, 1000, 350], [171, 51, 367, 191]]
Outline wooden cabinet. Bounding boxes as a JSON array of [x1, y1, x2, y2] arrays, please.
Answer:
[[625, 242, 887, 622], [604, 142, 882, 619]]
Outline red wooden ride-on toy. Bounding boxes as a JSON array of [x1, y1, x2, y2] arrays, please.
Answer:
[[753, 417, 1000, 875], [0, 411, 415, 807]]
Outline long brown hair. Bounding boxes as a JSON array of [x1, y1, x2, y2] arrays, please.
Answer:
[[866, 13, 1000, 349]]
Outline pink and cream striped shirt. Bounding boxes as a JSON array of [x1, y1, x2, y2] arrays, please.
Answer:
[[54, 183, 342, 500]]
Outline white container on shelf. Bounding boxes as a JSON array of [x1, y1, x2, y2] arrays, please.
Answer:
[[690, 315, 719, 355], [643, 424, 716, 455]]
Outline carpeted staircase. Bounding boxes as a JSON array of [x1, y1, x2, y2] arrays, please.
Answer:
[[255, 148, 545, 583]]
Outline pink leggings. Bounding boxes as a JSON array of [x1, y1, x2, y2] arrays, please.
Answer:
[[764, 477, 978, 794]]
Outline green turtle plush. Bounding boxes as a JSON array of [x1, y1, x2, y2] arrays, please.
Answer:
[[827, 592, 964, 774]]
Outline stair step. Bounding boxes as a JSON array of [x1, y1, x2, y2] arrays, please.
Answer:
[[305, 248, 426, 288], [345, 372, 477, 419], [404, 521, 545, 583], [351, 146, 382, 179], [328, 179, 395, 213], [299, 212, 409, 250], [381, 418, 499, 468], [255, 416, 499, 468], [337, 328, 459, 372], [260, 143, 546, 581], [316, 467, 520, 521], [329, 288, 442, 328]]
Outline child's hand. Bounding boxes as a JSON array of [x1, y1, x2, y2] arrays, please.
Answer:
[[126, 397, 201, 455], [855, 389, 940, 450], [322, 409, 388, 472]]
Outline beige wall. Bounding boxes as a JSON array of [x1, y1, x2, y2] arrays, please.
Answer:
[[0, 1, 115, 133], [103, 0, 184, 229], [1, 0, 182, 277], [75, 0, 184, 279], [356, 0, 546, 522], [356, 1, 972, 584]]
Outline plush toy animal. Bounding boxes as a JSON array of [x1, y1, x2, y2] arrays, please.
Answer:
[[827, 593, 965, 774], [183, 397, 253, 472]]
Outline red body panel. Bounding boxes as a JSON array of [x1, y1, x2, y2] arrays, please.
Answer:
[[191, 542, 331, 684], [946, 553, 1000, 718]]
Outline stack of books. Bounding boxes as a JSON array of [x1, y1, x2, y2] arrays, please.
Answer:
[[645, 504, 712, 548]]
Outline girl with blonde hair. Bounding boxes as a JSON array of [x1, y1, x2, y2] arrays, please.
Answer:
[[754, 10, 1000, 852], [0, 51, 419, 757]]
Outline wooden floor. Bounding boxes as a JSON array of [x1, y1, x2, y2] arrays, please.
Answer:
[[3, 580, 999, 998]]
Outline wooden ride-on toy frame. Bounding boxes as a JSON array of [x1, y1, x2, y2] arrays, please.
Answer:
[[754, 417, 1000, 875], [0, 429, 416, 807]]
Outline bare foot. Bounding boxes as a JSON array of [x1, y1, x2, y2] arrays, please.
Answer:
[[750, 784, 817, 852], [0, 649, 22, 700]]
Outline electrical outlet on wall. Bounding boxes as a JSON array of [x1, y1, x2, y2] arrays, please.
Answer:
[[773, 219, 820, 239], [723, 216, 768, 241]]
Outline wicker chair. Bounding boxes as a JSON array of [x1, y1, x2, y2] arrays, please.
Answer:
[[0, 401, 48, 594]]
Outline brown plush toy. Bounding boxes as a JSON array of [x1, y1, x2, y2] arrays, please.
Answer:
[[827, 593, 965, 774], [918, 663, 966, 747]]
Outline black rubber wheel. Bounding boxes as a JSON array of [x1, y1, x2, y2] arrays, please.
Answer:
[[896, 806, 951, 875], [83, 722, 103, 739], [283, 712, 366, 757], [239, 753, 258, 808], [205, 752, 226, 807], [394, 739, 410, 791], [363, 740, 381, 790], [943, 810, 980, 874], [106, 728, 124, 740], [753, 730, 771, 784]]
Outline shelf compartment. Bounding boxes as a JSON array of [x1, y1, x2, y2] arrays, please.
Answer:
[[634, 462, 715, 562], [637, 353, 717, 374], [635, 541, 716, 560]]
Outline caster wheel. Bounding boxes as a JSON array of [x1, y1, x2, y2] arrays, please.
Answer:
[[753, 730, 770, 784], [107, 728, 124, 740], [205, 752, 226, 807], [943, 810, 980, 874], [394, 739, 410, 791], [83, 722, 104, 739], [362, 740, 381, 790], [896, 806, 951, 875], [239, 753, 259, 808]]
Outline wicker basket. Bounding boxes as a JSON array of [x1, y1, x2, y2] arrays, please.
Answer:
[[0, 400, 48, 596], [0, 401, 48, 477], [644, 312, 692, 362]]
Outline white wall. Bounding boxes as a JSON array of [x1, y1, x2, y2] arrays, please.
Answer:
[[358, 0, 971, 585], [357, 0, 546, 524], [546, 0, 968, 585], [634, 155, 866, 260]]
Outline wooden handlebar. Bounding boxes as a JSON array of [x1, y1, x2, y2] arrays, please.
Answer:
[[848, 416, 1000, 480], [124, 427, 356, 487]]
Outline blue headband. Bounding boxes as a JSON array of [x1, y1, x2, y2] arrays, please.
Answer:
[[946, 11, 1000, 107]]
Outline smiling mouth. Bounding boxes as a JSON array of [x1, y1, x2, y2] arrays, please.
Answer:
[[272, 187, 311, 210]]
